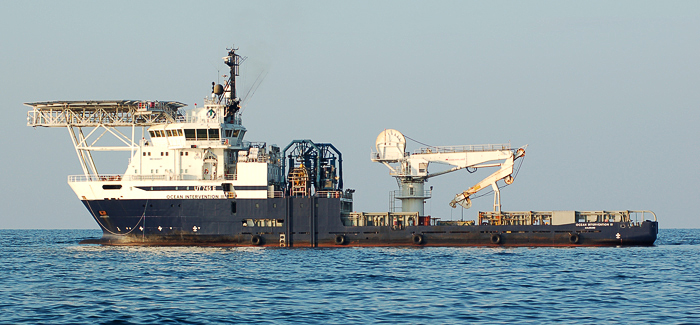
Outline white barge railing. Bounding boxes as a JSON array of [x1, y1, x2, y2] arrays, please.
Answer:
[[478, 210, 657, 226]]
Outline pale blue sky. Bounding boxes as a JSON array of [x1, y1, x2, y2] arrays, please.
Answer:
[[2, 1, 699, 228]]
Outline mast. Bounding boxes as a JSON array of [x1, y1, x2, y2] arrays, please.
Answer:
[[223, 47, 242, 120]]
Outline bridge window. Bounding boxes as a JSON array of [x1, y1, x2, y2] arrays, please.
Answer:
[[196, 129, 207, 140], [149, 130, 165, 138], [184, 129, 220, 140], [224, 129, 240, 138], [208, 129, 220, 140]]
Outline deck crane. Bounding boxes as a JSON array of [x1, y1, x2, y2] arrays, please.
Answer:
[[371, 129, 525, 214]]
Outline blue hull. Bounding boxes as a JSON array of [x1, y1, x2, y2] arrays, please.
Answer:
[[81, 198, 658, 247]]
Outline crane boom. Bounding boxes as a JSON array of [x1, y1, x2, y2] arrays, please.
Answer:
[[449, 147, 525, 212], [372, 129, 526, 215]]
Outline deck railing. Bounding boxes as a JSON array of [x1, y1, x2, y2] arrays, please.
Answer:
[[69, 174, 238, 182], [413, 143, 511, 155], [316, 191, 342, 198]]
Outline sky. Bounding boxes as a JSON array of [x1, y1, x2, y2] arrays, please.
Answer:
[[1, 1, 699, 229]]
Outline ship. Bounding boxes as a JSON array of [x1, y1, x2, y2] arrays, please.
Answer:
[[26, 46, 658, 247]]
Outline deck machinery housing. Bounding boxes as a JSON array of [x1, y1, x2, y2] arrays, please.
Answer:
[[26, 46, 658, 247]]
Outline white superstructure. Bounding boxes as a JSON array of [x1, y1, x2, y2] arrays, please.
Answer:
[[26, 48, 284, 203]]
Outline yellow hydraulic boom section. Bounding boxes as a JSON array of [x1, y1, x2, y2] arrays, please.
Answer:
[[449, 147, 525, 212]]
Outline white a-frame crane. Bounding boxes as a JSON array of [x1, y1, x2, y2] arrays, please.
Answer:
[[371, 129, 525, 214]]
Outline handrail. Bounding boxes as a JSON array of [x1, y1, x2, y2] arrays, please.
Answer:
[[629, 210, 657, 222], [413, 143, 511, 155], [177, 114, 242, 125], [316, 191, 342, 198], [68, 174, 239, 182], [391, 189, 432, 199]]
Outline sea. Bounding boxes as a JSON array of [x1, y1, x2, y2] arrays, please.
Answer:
[[1, 229, 699, 324]]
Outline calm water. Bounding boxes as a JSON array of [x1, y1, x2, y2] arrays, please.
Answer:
[[1, 229, 699, 324]]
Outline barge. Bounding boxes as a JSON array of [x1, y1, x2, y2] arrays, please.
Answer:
[[26, 46, 658, 247]]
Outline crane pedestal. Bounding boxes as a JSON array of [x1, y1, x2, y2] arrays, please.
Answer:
[[394, 180, 431, 216]]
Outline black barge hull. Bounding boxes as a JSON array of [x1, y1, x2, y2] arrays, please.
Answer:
[[81, 197, 658, 247]]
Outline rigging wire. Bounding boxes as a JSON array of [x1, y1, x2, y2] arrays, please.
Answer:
[[240, 70, 268, 113], [403, 134, 436, 149]]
